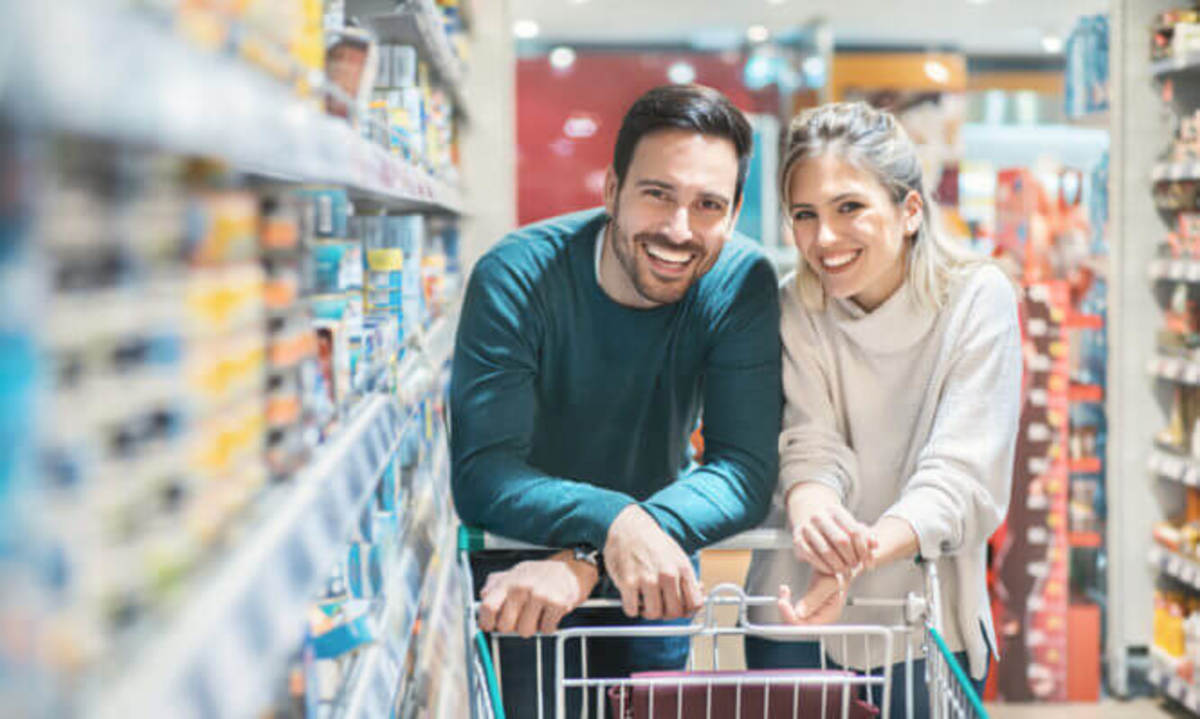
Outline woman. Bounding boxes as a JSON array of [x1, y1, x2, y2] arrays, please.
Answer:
[[744, 101, 1021, 715]]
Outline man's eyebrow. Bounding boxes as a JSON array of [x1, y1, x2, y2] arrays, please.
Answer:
[[634, 179, 676, 190]]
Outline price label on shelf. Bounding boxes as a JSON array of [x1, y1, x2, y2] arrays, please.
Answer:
[[1185, 466, 1200, 487], [1171, 262, 1186, 280], [1185, 363, 1200, 384]]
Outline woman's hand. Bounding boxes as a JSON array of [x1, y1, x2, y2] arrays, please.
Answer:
[[776, 570, 852, 625], [785, 483, 877, 575]]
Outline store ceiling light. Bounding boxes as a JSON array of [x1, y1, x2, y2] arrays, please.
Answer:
[[513, 19, 540, 39], [1041, 34, 1064, 53], [747, 25, 770, 43], [766, 0, 786, 5], [923, 60, 950, 85], [549, 46, 576, 70], [668, 61, 697, 84], [966, 0, 991, 5], [563, 113, 599, 138]]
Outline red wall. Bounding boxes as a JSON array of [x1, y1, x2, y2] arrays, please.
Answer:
[[517, 51, 778, 225]]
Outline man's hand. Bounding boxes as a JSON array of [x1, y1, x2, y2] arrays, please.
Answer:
[[786, 483, 876, 576], [776, 570, 852, 626], [603, 505, 703, 620], [477, 551, 599, 638]]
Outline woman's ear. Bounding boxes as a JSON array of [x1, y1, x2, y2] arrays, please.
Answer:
[[903, 190, 925, 240]]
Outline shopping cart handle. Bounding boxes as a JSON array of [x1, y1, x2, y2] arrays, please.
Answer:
[[457, 526, 792, 552]]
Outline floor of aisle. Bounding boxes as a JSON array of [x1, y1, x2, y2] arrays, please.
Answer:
[[986, 699, 1185, 717], [698, 552, 1184, 718]]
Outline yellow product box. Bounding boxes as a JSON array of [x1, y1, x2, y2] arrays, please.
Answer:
[[367, 249, 405, 272]]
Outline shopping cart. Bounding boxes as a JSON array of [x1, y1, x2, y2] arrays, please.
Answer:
[[457, 527, 987, 719]]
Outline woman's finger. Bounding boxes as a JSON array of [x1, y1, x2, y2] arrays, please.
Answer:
[[812, 512, 858, 568], [777, 585, 800, 624], [802, 524, 848, 574], [829, 506, 872, 567]]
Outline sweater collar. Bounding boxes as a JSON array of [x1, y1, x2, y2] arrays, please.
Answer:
[[829, 278, 938, 353]]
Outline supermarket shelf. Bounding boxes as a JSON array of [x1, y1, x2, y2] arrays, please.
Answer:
[[1150, 258, 1200, 283], [1150, 544, 1200, 592], [338, 547, 425, 719], [1153, 161, 1200, 183], [1067, 110, 1110, 129], [1149, 647, 1200, 715], [1148, 353, 1200, 385], [1152, 53, 1200, 79], [1150, 446, 1200, 488], [1063, 312, 1104, 330], [1, 2, 463, 214], [1068, 531, 1103, 549], [1068, 383, 1104, 403], [95, 394, 410, 719], [364, 0, 470, 119]]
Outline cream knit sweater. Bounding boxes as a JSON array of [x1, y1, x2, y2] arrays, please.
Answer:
[[745, 263, 1021, 680]]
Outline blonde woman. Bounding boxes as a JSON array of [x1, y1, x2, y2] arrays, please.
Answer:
[[744, 102, 1020, 715]]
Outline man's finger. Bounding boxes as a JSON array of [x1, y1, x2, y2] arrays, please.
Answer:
[[478, 589, 506, 632], [660, 572, 684, 620], [496, 589, 525, 633], [640, 579, 663, 620], [540, 604, 567, 635], [515, 597, 544, 639], [680, 565, 704, 615], [829, 508, 871, 566], [617, 579, 640, 618]]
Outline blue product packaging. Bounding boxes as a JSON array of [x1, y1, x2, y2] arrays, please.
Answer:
[[298, 188, 351, 238], [311, 601, 378, 658]]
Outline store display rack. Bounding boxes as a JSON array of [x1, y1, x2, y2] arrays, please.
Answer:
[[93, 308, 456, 719], [1153, 162, 1200, 183], [363, 0, 470, 119], [1153, 53, 1200, 80], [1148, 353, 1200, 385], [1150, 544, 1200, 593], [1149, 647, 1200, 714], [0, 1, 463, 214], [1151, 445, 1200, 489], [1151, 258, 1200, 283], [339, 439, 452, 719]]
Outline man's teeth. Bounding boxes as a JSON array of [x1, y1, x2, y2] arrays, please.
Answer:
[[645, 244, 693, 264], [822, 251, 859, 269]]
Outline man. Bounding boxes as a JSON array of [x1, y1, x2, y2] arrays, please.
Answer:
[[450, 83, 781, 715]]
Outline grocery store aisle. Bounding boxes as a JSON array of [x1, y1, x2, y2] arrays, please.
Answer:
[[987, 699, 1179, 717]]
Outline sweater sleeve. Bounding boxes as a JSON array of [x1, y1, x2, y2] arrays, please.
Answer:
[[640, 257, 783, 554], [882, 273, 1021, 560], [776, 286, 861, 508], [449, 254, 636, 550]]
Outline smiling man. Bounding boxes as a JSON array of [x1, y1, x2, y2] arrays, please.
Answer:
[[450, 84, 781, 715]]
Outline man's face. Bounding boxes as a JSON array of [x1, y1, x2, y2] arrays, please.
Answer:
[[603, 129, 741, 306]]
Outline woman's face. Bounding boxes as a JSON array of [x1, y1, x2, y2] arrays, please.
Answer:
[[787, 153, 922, 311]]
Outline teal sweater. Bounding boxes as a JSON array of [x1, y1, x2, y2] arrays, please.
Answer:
[[450, 209, 782, 554]]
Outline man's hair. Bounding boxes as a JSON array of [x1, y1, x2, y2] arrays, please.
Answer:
[[612, 84, 753, 206]]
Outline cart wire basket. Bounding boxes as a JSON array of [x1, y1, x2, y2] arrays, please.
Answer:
[[458, 527, 988, 719]]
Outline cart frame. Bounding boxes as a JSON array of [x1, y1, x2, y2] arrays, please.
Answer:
[[457, 527, 988, 719]]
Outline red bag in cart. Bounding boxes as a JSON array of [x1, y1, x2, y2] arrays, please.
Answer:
[[605, 669, 881, 719]]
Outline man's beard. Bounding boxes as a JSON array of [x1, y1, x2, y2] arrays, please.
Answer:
[[609, 211, 708, 306]]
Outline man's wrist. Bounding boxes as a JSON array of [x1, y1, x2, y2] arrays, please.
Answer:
[[551, 548, 601, 583]]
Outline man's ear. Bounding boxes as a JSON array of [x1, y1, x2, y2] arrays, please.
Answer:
[[603, 167, 619, 216], [728, 194, 744, 233]]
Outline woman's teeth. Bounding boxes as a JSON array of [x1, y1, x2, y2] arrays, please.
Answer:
[[821, 250, 860, 269], [646, 244, 693, 264]]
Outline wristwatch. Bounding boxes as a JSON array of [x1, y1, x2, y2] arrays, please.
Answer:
[[572, 545, 603, 576]]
